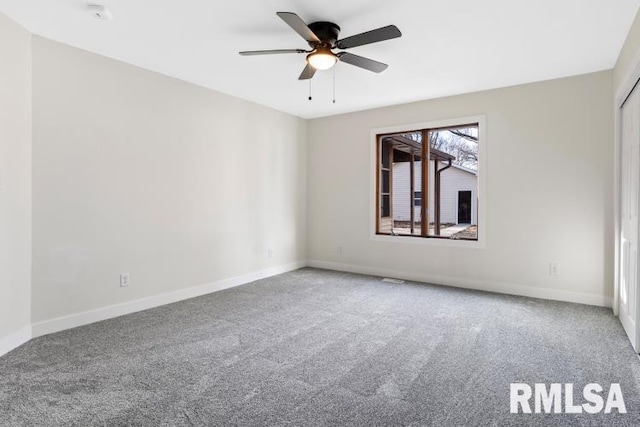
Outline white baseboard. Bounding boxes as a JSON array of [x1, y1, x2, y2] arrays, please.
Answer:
[[307, 260, 613, 308], [0, 325, 32, 357], [9, 258, 613, 352], [32, 261, 306, 338]]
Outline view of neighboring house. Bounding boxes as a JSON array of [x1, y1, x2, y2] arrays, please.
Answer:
[[392, 161, 478, 225]]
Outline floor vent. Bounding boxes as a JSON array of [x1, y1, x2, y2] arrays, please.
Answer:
[[382, 277, 405, 284]]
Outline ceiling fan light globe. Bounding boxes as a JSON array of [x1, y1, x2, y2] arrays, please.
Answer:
[[307, 50, 337, 70]]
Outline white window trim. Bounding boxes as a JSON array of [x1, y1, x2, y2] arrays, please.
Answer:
[[369, 115, 487, 248]]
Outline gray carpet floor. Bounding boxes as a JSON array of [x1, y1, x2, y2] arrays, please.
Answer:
[[1, 268, 640, 426]]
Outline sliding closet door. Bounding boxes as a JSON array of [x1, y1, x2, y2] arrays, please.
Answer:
[[620, 82, 640, 351]]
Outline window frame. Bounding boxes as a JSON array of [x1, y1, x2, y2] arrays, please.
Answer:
[[370, 115, 486, 248]]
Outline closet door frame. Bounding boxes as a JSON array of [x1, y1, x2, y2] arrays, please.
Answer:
[[615, 52, 640, 336]]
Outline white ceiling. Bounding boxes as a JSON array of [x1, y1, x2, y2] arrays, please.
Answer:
[[0, 0, 638, 119]]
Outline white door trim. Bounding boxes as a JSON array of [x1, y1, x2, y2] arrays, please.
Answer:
[[615, 49, 640, 349], [615, 55, 640, 316]]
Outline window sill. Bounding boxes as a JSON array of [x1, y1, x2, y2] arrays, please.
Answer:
[[370, 233, 485, 249]]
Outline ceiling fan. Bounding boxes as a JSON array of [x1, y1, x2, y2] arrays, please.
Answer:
[[239, 12, 402, 80]]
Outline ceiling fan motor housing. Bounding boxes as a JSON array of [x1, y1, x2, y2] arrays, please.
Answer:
[[307, 22, 341, 47]]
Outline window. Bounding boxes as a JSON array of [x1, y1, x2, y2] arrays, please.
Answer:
[[375, 123, 479, 240], [414, 191, 421, 207]]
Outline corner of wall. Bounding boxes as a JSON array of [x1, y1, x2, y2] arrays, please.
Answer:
[[0, 12, 33, 357], [0, 326, 32, 357], [614, 9, 640, 95]]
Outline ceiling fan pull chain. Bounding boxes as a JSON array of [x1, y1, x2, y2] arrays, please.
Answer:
[[333, 66, 336, 104], [309, 79, 312, 101]]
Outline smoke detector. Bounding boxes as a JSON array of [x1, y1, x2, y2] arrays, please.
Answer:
[[87, 4, 112, 20]]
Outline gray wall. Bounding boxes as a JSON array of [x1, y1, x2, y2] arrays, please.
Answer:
[[307, 71, 614, 306], [31, 37, 307, 325], [0, 14, 31, 345]]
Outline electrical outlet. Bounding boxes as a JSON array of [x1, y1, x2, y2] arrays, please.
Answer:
[[549, 263, 559, 276], [267, 249, 274, 259], [120, 273, 130, 287]]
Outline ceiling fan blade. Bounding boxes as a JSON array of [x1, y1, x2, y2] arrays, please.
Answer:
[[336, 25, 401, 49], [239, 49, 307, 56], [277, 12, 320, 43], [337, 52, 388, 73], [298, 63, 317, 80]]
